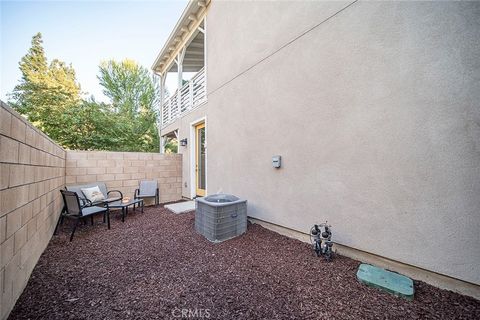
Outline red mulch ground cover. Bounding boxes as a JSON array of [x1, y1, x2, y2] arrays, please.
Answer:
[[8, 205, 480, 319]]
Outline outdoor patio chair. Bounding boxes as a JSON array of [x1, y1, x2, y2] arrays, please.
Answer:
[[134, 180, 159, 207], [56, 190, 110, 242], [66, 182, 123, 207]]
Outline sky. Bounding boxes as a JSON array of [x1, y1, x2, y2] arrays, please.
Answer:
[[0, 0, 188, 103]]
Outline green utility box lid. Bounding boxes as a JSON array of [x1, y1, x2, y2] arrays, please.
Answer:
[[357, 264, 414, 300]]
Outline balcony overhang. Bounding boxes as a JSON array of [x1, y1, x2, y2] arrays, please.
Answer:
[[151, 0, 209, 76], [168, 31, 204, 73]]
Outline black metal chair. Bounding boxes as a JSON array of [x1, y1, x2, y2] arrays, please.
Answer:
[[57, 183, 122, 228], [56, 190, 110, 242], [134, 180, 159, 207], [66, 183, 123, 207]]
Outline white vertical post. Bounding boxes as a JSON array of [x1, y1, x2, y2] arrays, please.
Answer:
[[176, 47, 186, 114], [159, 74, 166, 127], [203, 16, 207, 97], [159, 75, 166, 112], [160, 136, 166, 154], [158, 73, 166, 154], [177, 47, 186, 91], [168, 98, 172, 125], [177, 57, 183, 92]]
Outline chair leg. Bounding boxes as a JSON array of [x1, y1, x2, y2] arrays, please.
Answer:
[[70, 218, 80, 242], [90, 215, 94, 226], [54, 214, 63, 235], [60, 205, 66, 226], [122, 207, 125, 223], [141, 200, 144, 213], [106, 210, 111, 229]]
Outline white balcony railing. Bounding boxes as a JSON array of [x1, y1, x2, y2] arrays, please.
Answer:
[[161, 67, 206, 128]]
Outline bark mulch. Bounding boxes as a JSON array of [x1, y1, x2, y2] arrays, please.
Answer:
[[8, 204, 480, 320]]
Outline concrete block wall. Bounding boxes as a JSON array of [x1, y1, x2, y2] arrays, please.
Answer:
[[65, 151, 182, 204], [0, 102, 66, 319], [0, 101, 183, 319]]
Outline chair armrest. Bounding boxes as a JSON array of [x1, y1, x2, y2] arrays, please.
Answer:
[[107, 190, 123, 199], [79, 197, 92, 208], [134, 189, 139, 198]]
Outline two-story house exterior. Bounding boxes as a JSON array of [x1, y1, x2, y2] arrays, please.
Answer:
[[152, 0, 480, 298]]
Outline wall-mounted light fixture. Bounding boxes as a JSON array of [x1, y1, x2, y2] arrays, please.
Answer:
[[180, 138, 188, 146]]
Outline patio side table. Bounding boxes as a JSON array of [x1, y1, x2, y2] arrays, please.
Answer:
[[108, 198, 144, 222]]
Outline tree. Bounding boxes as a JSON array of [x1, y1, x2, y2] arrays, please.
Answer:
[[56, 98, 122, 151], [98, 59, 160, 152], [164, 137, 178, 154], [9, 33, 81, 140], [9, 35, 160, 153]]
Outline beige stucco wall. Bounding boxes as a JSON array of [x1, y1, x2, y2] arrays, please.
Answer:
[[66, 151, 182, 204], [205, 0, 480, 286], [161, 104, 207, 199], [0, 102, 66, 319]]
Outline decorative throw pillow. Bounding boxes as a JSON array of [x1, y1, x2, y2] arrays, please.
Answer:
[[81, 186, 105, 203]]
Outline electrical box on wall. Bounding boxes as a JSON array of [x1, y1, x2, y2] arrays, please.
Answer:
[[272, 155, 281, 168]]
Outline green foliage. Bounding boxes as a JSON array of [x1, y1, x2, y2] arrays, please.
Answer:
[[164, 137, 178, 154], [9, 33, 81, 141], [98, 59, 160, 152], [9, 34, 160, 153], [55, 99, 120, 150]]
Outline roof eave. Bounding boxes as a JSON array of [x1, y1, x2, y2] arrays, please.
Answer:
[[151, 0, 208, 75]]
